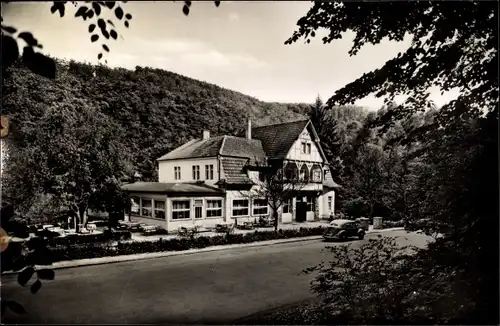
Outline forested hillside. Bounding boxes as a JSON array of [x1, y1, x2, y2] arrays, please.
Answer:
[[3, 59, 310, 181]]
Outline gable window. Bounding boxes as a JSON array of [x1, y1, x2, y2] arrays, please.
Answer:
[[141, 199, 152, 217], [328, 196, 332, 211], [154, 200, 166, 220], [301, 142, 307, 154], [283, 199, 292, 214], [306, 143, 311, 154], [192, 165, 200, 180], [205, 164, 214, 180], [258, 172, 265, 182], [311, 167, 322, 182], [174, 166, 181, 180], [306, 196, 315, 212], [194, 199, 203, 219], [172, 200, 190, 220], [207, 199, 223, 217], [253, 199, 268, 215], [232, 199, 249, 217]]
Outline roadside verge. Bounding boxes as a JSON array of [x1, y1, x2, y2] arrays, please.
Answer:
[[1, 227, 404, 274]]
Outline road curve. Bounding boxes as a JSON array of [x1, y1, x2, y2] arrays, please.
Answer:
[[1, 230, 431, 324]]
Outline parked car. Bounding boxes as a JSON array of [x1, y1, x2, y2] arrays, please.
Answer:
[[323, 219, 366, 241]]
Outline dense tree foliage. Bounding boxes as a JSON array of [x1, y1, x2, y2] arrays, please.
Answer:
[[2, 59, 309, 221], [287, 1, 499, 324], [308, 96, 343, 178], [3, 101, 132, 231], [286, 1, 497, 117]]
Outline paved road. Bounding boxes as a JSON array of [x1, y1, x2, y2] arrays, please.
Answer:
[[1, 231, 431, 324]]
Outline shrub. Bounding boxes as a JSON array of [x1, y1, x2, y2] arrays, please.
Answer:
[[382, 220, 404, 229], [209, 235, 227, 246], [302, 236, 428, 324], [28, 230, 132, 247], [343, 197, 369, 219], [8, 226, 328, 266]]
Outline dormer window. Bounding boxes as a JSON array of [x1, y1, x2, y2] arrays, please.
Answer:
[[174, 166, 181, 180], [205, 164, 214, 180], [192, 165, 200, 180]]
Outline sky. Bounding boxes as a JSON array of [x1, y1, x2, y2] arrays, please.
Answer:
[[3, 1, 459, 109]]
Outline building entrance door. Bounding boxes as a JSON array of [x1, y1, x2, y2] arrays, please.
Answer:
[[295, 201, 307, 222]]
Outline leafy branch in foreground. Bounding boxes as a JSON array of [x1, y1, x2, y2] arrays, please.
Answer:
[[0, 202, 56, 317], [302, 236, 435, 324], [286, 1, 497, 122]]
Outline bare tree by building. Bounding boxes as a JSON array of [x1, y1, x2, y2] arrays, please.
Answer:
[[240, 158, 306, 232]]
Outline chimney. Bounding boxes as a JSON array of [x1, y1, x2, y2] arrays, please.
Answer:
[[133, 171, 142, 183], [202, 130, 210, 140], [246, 119, 252, 139]]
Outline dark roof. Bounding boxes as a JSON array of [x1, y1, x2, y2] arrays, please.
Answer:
[[157, 137, 224, 161], [323, 170, 341, 189], [219, 157, 254, 185], [157, 135, 266, 161], [220, 136, 266, 160], [250, 119, 310, 159], [121, 182, 224, 195]]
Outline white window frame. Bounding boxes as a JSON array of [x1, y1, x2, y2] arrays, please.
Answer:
[[307, 196, 315, 212], [283, 198, 292, 214], [206, 199, 223, 218], [306, 143, 311, 154], [192, 165, 200, 180], [154, 200, 166, 220], [312, 168, 322, 182], [328, 196, 332, 211], [174, 166, 181, 180], [172, 200, 191, 220], [205, 164, 214, 180], [194, 199, 203, 219], [141, 198, 153, 217], [252, 199, 269, 216], [301, 142, 307, 154], [232, 199, 249, 217]]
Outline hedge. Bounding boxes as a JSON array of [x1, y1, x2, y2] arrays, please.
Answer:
[[27, 230, 132, 247], [43, 227, 327, 263], [381, 220, 405, 229]]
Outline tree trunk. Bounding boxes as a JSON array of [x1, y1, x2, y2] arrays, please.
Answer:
[[71, 205, 80, 233], [369, 201, 375, 219], [273, 210, 279, 232], [78, 203, 88, 228], [74, 215, 80, 233]]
